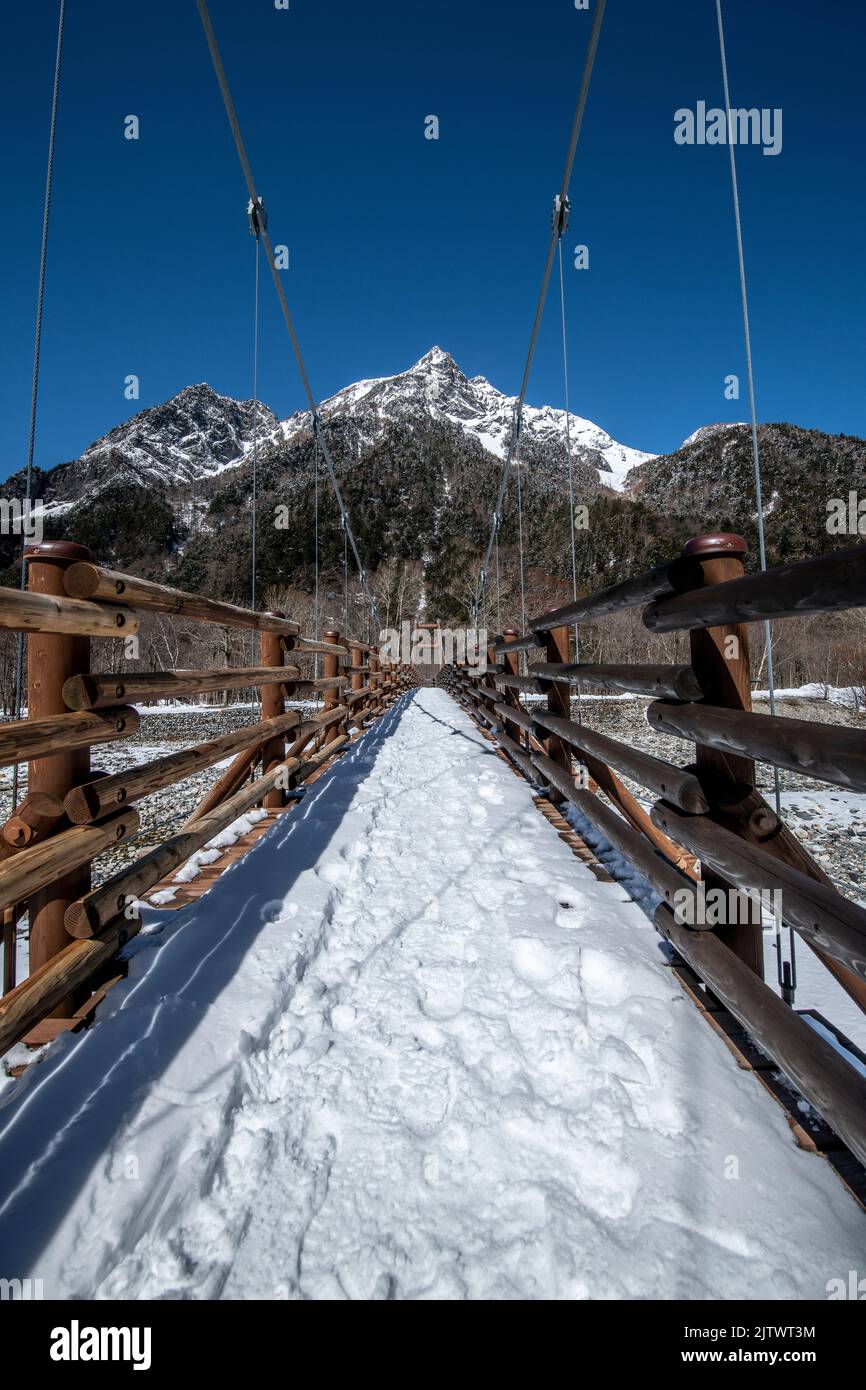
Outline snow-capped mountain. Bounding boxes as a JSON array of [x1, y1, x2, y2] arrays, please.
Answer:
[[54, 386, 280, 497], [273, 347, 654, 492], [26, 348, 653, 510], [4, 348, 859, 617], [679, 422, 748, 450]]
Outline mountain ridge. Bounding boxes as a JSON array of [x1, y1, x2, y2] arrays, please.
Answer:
[[2, 348, 863, 620]]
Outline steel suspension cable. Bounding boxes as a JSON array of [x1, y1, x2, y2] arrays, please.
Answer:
[[196, 0, 380, 631], [250, 229, 261, 611], [557, 233, 583, 724], [514, 429, 527, 640], [313, 428, 320, 678], [11, 0, 66, 813], [472, 0, 607, 622], [716, 0, 792, 996]]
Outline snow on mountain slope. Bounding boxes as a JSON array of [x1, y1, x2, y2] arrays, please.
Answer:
[[46, 350, 652, 500], [0, 689, 862, 1300], [66, 385, 279, 491], [679, 422, 748, 450], [278, 347, 654, 491]]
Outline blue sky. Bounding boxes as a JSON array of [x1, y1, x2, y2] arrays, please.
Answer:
[[3, 0, 864, 482]]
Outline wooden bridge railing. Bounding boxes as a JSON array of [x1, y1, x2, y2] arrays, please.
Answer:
[[0, 539, 417, 1055], [445, 533, 866, 1170]]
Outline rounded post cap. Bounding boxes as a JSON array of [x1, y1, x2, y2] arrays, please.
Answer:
[[502, 627, 519, 638], [682, 533, 748, 560], [23, 540, 92, 563]]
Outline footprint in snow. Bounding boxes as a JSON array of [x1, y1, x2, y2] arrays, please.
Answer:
[[316, 861, 352, 889], [288, 1035, 332, 1068], [418, 980, 464, 1021], [330, 1003, 357, 1032], [511, 936, 559, 985], [598, 1035, 651, 1086]]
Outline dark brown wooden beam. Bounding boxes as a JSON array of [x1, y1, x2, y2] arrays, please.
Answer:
[[644, 543, 866, 632]]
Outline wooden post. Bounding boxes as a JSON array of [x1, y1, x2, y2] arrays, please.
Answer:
[[370, 649, 380, 710], [683, 533, 762, 977], [351, 643, 364, 721], [3, 908, 16, 993], [25, 541, 93, 1003], [544, 624, 572, 796], [260, 614, 286, 809], [323, 630, 341, 743], [501, 628, 522, 747]]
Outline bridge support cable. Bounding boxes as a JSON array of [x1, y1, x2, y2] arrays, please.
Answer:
[[471, 0, 607, 623], [314, 429, 320, 680], [247, 197, 266, 617], [11, 0, 67, 814], [514, 414, 528, 647], [555, 202, 584, 724], [195, 0, 381, 631], [715, 0, 793, 998]]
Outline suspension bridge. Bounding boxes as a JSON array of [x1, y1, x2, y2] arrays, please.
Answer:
[[0, 0, 865, 1301]]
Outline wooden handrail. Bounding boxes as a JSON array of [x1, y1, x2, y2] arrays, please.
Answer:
[[531, 709, 710, 814], [0, 708, 140, 769], [648, 699, 866, 794], [530, 662, 705, 702], [62, 666, 302, 711], [0, 585, 137, 638], [655, 904, 866, 1170], [63, 709, 304, 823], [62, 563, 300, 635], [652, 801, 866, 979], [527, 556, 705, 633], [0, 810, 139, 916], [643, 542, 866, 632]]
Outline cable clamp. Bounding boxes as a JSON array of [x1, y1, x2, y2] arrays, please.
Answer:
[[551, 193, 570, 237], [248, 195, 268, 238]]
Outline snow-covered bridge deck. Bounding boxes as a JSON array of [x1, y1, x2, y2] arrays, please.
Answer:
[[0, 688, 863, 1299]]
